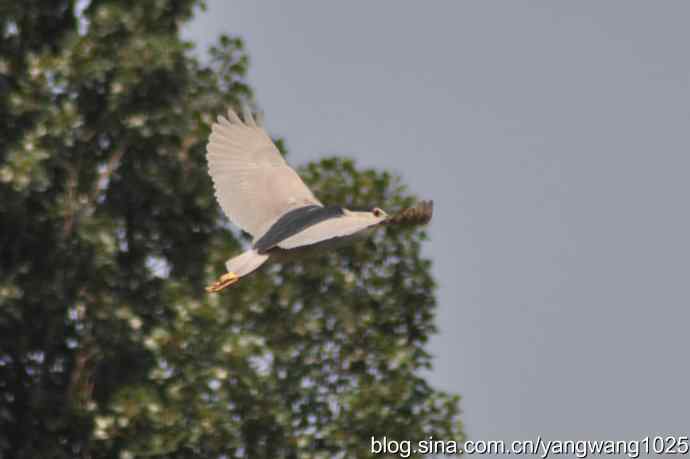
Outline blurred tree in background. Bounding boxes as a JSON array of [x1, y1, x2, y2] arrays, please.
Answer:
[[0, 1, 463, 457]]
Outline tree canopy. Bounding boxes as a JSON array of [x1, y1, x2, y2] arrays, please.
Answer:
[[0, 1, 463, 457]]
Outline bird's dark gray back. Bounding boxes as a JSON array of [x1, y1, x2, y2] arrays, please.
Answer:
[[253, 205, 345, 253]]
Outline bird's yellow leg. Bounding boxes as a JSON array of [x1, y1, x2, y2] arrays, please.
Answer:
[[206, 272, 239, 293]]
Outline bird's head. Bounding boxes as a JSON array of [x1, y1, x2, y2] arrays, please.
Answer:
[[371, 207, 388, 221], [344, 207, 389, 224]]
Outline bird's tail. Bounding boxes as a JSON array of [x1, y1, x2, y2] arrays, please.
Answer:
[[206, 249, 269, 293], [225, 249, 269, 276]]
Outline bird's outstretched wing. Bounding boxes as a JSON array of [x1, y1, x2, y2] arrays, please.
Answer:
[[207, 108, 322, 238]]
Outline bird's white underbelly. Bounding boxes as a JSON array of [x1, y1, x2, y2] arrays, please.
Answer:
[[269, 228, 373, 261]]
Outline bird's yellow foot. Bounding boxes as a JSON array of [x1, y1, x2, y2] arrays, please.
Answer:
[[206, 272, 239, 293]]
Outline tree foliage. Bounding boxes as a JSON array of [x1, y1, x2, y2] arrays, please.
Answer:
[[0, 1, 463, 457]]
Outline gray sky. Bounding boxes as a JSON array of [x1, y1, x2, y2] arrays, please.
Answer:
[[184, 1, 690, 448]]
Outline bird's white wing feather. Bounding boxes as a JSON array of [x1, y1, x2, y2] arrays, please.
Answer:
[[277, 215, 378, 250], [207, 108, 322, 237]]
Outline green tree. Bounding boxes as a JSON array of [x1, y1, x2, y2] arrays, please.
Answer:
[[0, 1, 463, 457]]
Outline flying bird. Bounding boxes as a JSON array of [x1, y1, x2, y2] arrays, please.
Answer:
[[205, 108, 433, 293]]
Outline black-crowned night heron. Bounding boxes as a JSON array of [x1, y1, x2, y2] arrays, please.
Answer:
[[205, 108, 433, 293]]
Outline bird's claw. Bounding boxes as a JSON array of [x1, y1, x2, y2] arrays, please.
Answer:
[[206, 272, 239, 293]]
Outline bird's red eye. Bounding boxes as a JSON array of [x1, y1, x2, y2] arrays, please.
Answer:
[[372, 208, 381, 217]]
